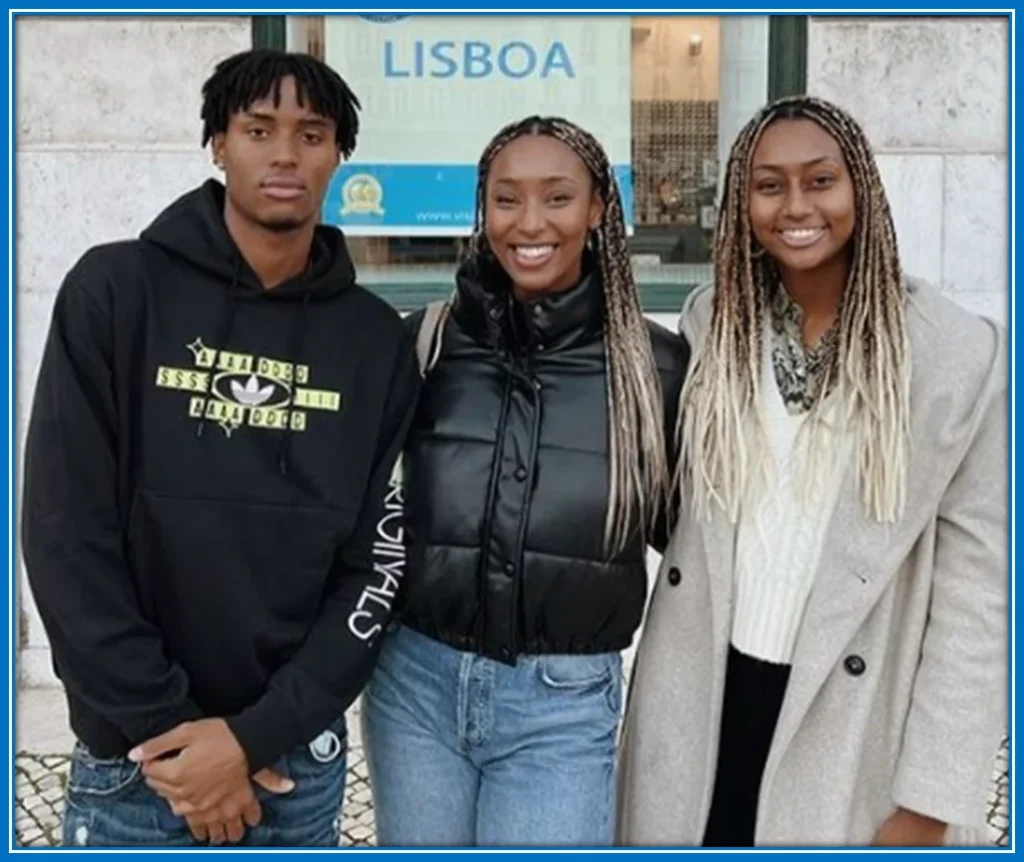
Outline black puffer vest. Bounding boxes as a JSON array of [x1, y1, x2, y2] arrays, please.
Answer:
[[400, 259, 689, 662]]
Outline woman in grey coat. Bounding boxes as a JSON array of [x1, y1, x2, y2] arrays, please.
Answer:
[[617, 96, 1007, 847]]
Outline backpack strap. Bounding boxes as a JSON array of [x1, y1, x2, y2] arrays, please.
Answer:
[[415, 300, 451, 378]]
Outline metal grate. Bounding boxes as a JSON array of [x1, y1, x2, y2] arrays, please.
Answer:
[[632, 100, 718, 232]]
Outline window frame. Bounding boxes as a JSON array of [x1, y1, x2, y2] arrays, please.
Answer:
[[252, 14, 808, 311]]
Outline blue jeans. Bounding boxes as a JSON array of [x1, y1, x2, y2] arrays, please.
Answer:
[[60, 717, 347, 847], [362, 625, 623, 847]]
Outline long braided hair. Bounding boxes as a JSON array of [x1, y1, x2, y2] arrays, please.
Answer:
[[458, 115, 669, 554], [678, 95, 910, 524]]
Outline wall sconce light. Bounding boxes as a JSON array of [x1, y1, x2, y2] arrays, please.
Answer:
[[688, 33, 703, 57]]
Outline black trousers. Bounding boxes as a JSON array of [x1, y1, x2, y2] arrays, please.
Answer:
[[702, 644, 791, 847]]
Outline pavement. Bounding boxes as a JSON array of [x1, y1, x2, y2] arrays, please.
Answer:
[[14, 686, 1010, 848]]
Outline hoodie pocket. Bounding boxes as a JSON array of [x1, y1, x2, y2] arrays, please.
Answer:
[[126, 488, 354, 703]]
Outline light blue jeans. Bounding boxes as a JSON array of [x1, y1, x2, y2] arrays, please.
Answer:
[[362, 624, 623, 847]]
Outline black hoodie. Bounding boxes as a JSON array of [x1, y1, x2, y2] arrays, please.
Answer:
[[21, 180, 420, 771]]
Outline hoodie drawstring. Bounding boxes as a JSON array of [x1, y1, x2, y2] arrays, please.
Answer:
[[194, 256, 242, 439], [277, 291, 312, 476], [192, 253, 313, 477]]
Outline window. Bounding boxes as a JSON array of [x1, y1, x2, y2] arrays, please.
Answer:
[[253, 15, 806, 311]]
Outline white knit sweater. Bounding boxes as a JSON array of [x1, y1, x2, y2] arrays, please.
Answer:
[[731, 332, 855, 666]]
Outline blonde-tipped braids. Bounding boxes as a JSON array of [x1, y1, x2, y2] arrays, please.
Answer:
[[460, 115, 669, 554], [678, 95, 910, 524]]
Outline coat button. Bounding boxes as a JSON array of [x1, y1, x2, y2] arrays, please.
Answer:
[[503, 562, 516, 576], [843, 655, 866, 676], [667, 567, 681, 586], [514, 466, 528, 481]]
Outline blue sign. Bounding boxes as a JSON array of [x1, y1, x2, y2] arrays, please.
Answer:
[[324, 163, 634, 236], [324, 17, 633, 236]]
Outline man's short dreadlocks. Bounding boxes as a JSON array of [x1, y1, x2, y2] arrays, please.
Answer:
[[200, 48, 361, 158]]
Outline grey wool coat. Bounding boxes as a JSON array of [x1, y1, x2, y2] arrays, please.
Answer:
[[617, 282, 1008, 846]]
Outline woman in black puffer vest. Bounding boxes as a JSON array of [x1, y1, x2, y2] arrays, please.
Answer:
[[362, 115, 689, 848]]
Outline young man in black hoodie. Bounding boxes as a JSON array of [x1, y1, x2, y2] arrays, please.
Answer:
[[21, 49, 419, 847]]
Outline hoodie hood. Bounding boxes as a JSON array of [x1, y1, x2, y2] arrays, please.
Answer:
[[140, 179, 357, 301], [139, 179, 358, 468]]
